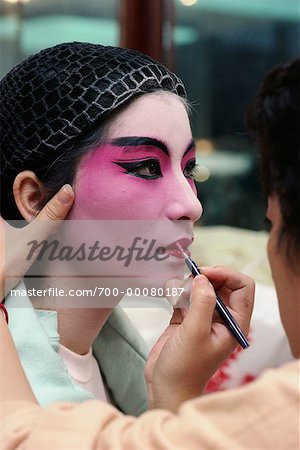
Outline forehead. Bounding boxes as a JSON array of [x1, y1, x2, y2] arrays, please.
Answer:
[[107, 92, 192, 151]]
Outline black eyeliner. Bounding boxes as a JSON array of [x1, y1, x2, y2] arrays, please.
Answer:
[[113, 159, 162, 180]]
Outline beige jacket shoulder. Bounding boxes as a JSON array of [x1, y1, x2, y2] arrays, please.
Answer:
[[1, 360, 299, 450]]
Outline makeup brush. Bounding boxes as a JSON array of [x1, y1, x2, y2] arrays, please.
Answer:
[[176, 242, 250, 349]]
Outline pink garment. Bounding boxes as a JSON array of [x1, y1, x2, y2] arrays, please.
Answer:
[[58, 345, 110, 403], [1, 360, 299, 449]]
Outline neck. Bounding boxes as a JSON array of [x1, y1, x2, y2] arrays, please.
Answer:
[[25, 276, 118, 355], [57, 307, 112, 355]]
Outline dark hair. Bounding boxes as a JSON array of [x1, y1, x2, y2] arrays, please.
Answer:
[[0, 42, 186, 220], [246, 58, 300, 259], [0, 118, 109, 220]]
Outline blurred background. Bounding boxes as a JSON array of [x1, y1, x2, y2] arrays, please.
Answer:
[[1, 0, 299, 230]]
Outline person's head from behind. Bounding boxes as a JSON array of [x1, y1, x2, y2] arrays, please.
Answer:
[[247, 58, 300, 357], [0, 42, 202, 286]]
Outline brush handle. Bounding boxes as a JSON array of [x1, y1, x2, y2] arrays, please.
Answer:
[[215, 294, 250, 349], [185, 257, 250, 349]]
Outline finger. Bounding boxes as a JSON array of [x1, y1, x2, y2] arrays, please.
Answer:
[[32, 183, 74, 221], [201, 267, 254, 331], [3, 185, 74, 297], [24, 184, 74, 241], [169, 308, 186, 324], [164, 277, 192, 308], [182, 275, 216, 339], [201, 266, 253, 290], [164, 279, 185, 306], [201, 266, 255, 303]]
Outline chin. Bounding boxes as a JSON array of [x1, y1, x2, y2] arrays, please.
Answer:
[[131, 275, 171, 291], [128, 266, 185, 294]]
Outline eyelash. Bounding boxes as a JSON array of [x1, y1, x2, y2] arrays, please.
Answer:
[[184, 159, 199, 179], [114, 159, 162, 179], [114, 158, 199, 180]]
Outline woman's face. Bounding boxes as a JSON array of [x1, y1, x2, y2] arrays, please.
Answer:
[[66, 92, 203, 286], [71, 92, 202, 223]]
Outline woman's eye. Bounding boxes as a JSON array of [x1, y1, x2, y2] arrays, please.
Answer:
[[114, 159, 162, 179], [135, 160, 162, 178], [184, 159, 198, 179]]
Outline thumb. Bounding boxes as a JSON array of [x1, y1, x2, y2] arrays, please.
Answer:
[[183, 275, 216, 339], [2, 185, 74, 298], [25, 184, 74, 240]]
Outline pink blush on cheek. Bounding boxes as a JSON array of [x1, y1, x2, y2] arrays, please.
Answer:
[[69, 145, 165, 220], [70, 146, 122, 219]]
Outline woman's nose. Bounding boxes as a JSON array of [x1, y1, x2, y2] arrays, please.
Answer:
[[165, 178, 203, 222]]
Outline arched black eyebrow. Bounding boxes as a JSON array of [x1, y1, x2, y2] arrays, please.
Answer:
[[111, 136, 196, 157], [111, 137, 169, 156]]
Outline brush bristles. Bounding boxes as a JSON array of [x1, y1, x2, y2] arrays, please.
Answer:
[[176, 242, 189, 260]]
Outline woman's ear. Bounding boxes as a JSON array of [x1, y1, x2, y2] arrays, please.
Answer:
[[13, 171, 47, 221]]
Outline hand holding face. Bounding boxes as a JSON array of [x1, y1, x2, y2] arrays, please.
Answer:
[[145, 267, 255, 412], [0, 185, 74, 300]]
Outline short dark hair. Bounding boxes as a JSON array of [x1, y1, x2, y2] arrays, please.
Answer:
[[246, 58, 300, 260]]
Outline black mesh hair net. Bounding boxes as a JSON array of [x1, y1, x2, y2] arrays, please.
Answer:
[[0, 41, 186, 179]]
